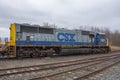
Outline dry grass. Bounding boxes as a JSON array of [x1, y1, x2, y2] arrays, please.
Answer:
[[111, 46, 120, 51]]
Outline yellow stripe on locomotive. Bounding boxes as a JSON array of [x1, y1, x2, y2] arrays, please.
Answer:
[[8, 23, 16, 57]]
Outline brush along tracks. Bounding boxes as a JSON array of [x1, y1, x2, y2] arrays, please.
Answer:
[[0, 54, 120, 80]]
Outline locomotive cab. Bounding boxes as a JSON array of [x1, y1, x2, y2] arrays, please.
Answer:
[[95, 33, 108, 46], [94, 33, 110, 52]]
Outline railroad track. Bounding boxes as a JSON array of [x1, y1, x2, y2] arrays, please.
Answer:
[[0, 54, 120, 80], [29, 55, 120, 80], [74, 60, 120, 80]]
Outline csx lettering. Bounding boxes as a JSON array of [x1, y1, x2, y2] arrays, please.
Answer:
[[57, 33, 75, 42]]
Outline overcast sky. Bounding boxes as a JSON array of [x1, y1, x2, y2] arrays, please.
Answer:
[[0, 0, 120, 38]]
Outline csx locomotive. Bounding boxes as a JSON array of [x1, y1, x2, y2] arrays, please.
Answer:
[[4, 23, 110, 58]]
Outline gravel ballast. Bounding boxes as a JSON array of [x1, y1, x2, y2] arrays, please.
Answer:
[[0, 52, 119, 80], [88, 63, 120, 80], [0, 52, 120, 69]]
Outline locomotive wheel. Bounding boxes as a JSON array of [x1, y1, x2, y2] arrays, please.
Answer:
[[17, 52, 24, 59], [54, 47, 61, 54]]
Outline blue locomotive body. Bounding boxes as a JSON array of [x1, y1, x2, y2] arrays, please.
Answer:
[[16, 28, 107, 46]]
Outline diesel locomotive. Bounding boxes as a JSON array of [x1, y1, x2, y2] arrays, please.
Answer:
[[1, 23, 110, 58]]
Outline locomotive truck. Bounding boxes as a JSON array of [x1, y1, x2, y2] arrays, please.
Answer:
[[1, 23, 110, 58]]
